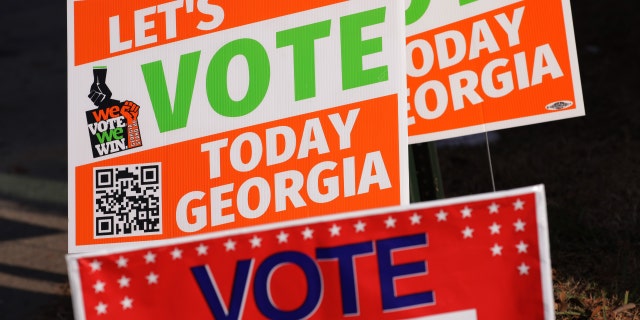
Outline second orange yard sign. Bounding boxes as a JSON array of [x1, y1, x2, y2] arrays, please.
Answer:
[[405, 0, 584, 143]]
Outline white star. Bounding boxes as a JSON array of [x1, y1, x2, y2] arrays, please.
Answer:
[[488, 202, 500, 214], [517, 262, 530, 275], [462, 226, 474, 239], [170, 248, 183, 260], [224, 239, 237, 251], [276, 231, 289, 244], [435, 210, 448, 222], [514, 219, 526, 232], [301, 227, 314, 240], [196, 243, 209, 256], [144, 251, 157, 264], [146, 272, 159, 285], [513, 199, 525, 211], [460, 206, 472, 219], [489, 222, 502, 235], [117, 275, 131, 288], [329, 224, 342, 237], [121, 296, 133, 310], [93, 280, 106, 293], [490, 243, 503, 256], [409, 213, 422, 225], [249, 235, 262, 248], [89, 260, 102, 272], [116, 256, 128, 268], [384, 216, 397, 228], [516, 241, 529, 253], [95, 302, 108, 315], [354, 220, 366, 233]]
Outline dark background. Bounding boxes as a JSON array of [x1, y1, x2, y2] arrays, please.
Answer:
[[0, 0, 639, 318]]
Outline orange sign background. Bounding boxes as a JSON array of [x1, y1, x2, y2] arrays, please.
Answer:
[[72, 0, 345, 65], [75, 96, 401, 245]]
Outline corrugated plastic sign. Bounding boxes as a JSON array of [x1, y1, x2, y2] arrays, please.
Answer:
[[67, 0, 409, 252], [67, 185, 553, 319], [405, 0, 584, 143]]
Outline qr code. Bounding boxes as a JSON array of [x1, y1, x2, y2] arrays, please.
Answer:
[[93, 163, 162, 238]]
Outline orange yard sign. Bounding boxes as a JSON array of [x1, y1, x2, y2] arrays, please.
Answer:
[[67, 0, 409, 252], [405, 0, 584, 143]]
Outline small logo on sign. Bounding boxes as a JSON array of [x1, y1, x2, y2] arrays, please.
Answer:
[[545, 100, 574, 111], [86, 67, 144, 158]]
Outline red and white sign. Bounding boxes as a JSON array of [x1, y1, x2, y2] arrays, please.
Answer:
[[67, 0, 409, 252], [405, 0, 584, 143], [67, 185, 553, 319]]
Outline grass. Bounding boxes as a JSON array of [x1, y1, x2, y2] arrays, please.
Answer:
[[554, 274, 639, 319]]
